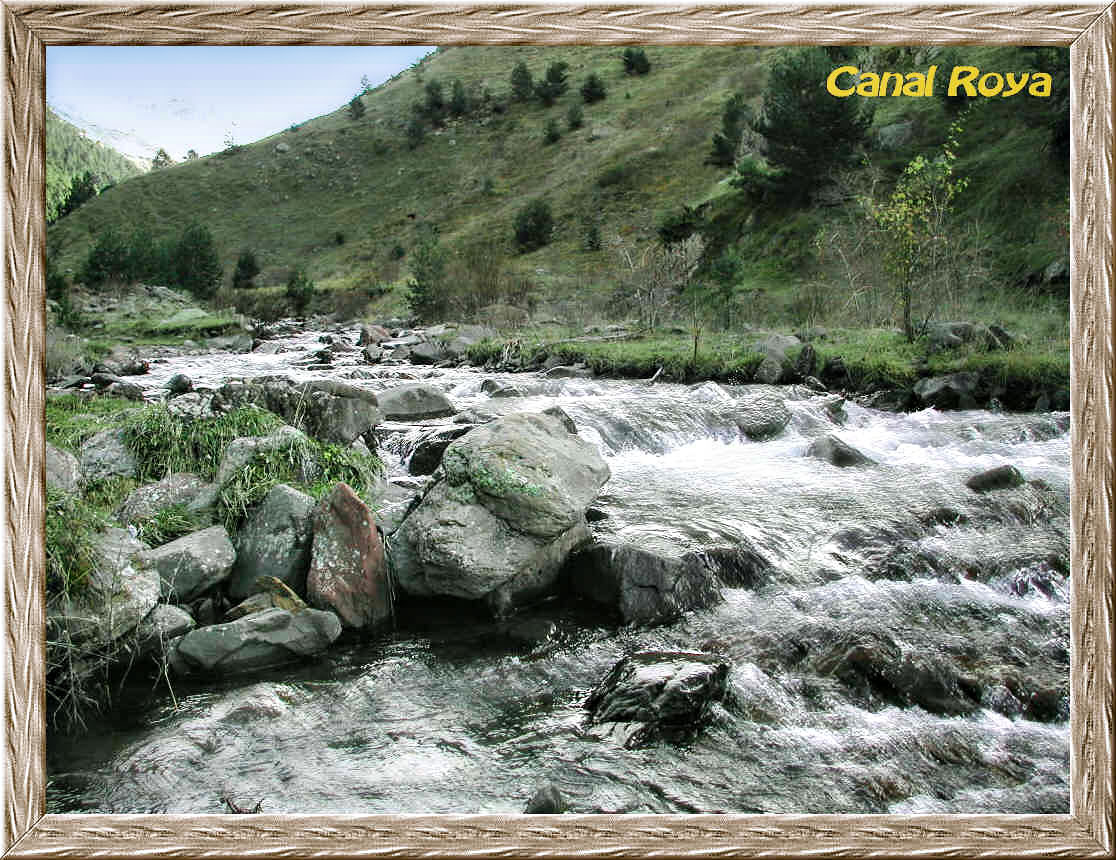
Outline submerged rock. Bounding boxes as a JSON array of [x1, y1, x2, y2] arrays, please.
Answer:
[[524, 783, 567, 814], [966, 464, 1025, 493], [168, 607, 342, 675], [806, 435, 875, 467]]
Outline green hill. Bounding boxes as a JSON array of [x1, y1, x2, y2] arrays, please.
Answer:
[[46, 108, 144, 224], [46, 45, 1069, 400]]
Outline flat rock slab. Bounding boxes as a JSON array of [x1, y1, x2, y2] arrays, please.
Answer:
[[377, 383, 456, 421]]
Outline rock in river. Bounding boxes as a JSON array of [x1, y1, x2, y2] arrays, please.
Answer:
[[227, 484, 315, 601], [390, 412, 609, 615], [140, 525, 236, 603]]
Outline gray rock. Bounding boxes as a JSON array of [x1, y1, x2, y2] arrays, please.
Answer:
[[133, 604, 196, 657], [409, 341, 450, 364], [167, 392, 215, 420], [139, 525, 236, 603], [524, 783, 567, 814], [377, 383, 455, 420], [566, 543, 722, 626], [732, 392, 791, 440], [168, 607, 342, 675], [754, 354, 785, 385], [46, 443, 82, 494], [117, 473, 210, 525], [357, 323, 392, 346], [913, 373, 981, 410], [390, 413, 609, 613], [806, 435, 875, 467], [228, 484, 315, 600], [166, 373, 193, 395], [80, 428, 138, 481], [47, 528, 160, 647], [966, 464, 1025, 493], [361, 345, 384, 364], [584, 651, 730, 747], [215, 377, 382, 444], [406, 425, 475, 475], [215, 426, 309, 487]]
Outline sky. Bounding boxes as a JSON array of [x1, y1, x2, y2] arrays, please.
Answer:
[[46, 46, 434, 162]]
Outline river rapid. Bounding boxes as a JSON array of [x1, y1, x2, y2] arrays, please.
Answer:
[[48, 325, 1071, 815]]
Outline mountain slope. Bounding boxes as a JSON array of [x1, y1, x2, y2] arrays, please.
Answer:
[[47, 108, 144, 223]]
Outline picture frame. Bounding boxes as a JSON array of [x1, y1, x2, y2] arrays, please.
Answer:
[[5, 4, 1112, 856]]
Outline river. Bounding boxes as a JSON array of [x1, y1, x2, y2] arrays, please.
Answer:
[[47, 325, 1071, 814]]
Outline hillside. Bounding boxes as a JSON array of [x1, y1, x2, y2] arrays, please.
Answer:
[[46, 107, 144, 223], [46, 45, 1069, 404]]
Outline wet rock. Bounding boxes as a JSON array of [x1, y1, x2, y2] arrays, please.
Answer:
[[168, 607, 342, 675], [732, 392, 791, 440], [119, 358, 150, 376], [390, 413, 609, 614], [982, 684, 1024, 718], [793, 343, 818, 380], [566, 543, 722, 626], [46, 443, 82, 494], [966, 464, 1025, 493], [585, 651, 730, 747], [524, 783, 567, 814], [139, 525, 236, 603], [357, 323, 392, 346], [227, 484, 315, 601], [406, 425, 474, 476], [116, 473, 210, 525], [166, 373, 193, 395], [913, 373, 981, 410], [699, 544, 773, 589], [410, 341, 450, 364], [132, 604, 196, 658], [1024, 687, 1068, 723], [806, 435, 875, 467], [307, 483, 392, 630], [80, 428, 138, 481], [377, 383, 455, 420], [226, 579, 307, 621], [361, 345, 384, 364]]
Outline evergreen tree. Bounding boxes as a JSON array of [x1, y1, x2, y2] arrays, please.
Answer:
[[566, 103, 583, 130], [534, 62, 570, 106], [753, 47, 873, 199], [510, 61, 534, 102], [622, 48, 651, 75], [544, 118, 562, 144], [348, 94, 366, 121], [405, 115, 426, 149], [285, 268, 315, 314], [170, 223, 223, 299], [580, 73, 607, 104], [706, 93, 751, 167], [58, 171, 99, 219], [449, 79, 469, 116], [407, 232, 448, 322], [80, 227, 130, 288], [232, 249, 261, 289], [151, 148, 173, 169]]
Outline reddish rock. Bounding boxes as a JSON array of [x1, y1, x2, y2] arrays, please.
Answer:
[[307, 483, 393, 629]]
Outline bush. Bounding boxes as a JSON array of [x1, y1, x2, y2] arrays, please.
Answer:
[[405, 116, 426, 149], [544, 118, 562, 145], [232, 248, 260, 289], [622, 48, 651, 75], [706, 93, 751, 167], [348, 93, 366, 121], [407, 232, 448, 322], [170, 222, 223, 299], [45, 487, 105, 598], [510, 61, 534, 102], [581, 73, 607, 103], [80, 227, 130, 288], [514, 199, 554, 252], [449, 79, 469, 116], [566, 103, 584, 130], [285, 268, 315, 314]]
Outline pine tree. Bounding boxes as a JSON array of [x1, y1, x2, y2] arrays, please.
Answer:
[[348, 94, 366, 121], [171, 223, 223, 299], [449, 79, 469, 116], [580, 73, 607, 104], [510, 61, 534, 102], [514, 199, 554, 251], [232, 249, 261, 289], [534, 62, 570, 106]]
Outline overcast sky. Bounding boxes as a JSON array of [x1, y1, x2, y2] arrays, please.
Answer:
[[46, 46, 434, 161]]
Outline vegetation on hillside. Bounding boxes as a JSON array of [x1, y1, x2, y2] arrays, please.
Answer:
[[46, 108, 142, 224]]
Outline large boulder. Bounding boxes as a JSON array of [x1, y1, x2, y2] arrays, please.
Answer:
[[585, 651, 730, 747], [139, 525, 236, 603], [357, 323, 392, 346], [168, 607, 342, 675], [566, 543, 722, 626], [214, 377, 382, 444], [46, 528, 160, 647], [214, 426, 309, 487], [377, 383, 456, 420], [116, 473, 211, 525], [306, 483, 393, 630], [131, 604, 196, 658], [966, 464, 1026, 493], [730, 392, 791, 440], [405, 425, 475, 475], [913, 373, 981, 411], [80, 428, 137, 481], [227, 484, 315, 601], [390, 412, 609, 614], [46, 443, 82, 494]]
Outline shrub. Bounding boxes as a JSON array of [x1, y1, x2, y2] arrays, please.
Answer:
[[566, 103, 584, 130], [285, 268, 315, 314], [46, 256, 80, 328], [407, 232, 448, 322], [544, 118, 562, 145], [80, 227, 130, 288], [622, 48, 651, 75], [514, 199, 554, 252], [45, 486, 105, 598], [170, 222, 223, 299], [133, 504, 206, 548], [510, 61, 534, 102], [232, 248, 260, 289], [405, 116, 426, 149], [390, 243, 406, 260], [348, 93, 366, 121], [581, 73, 607, 103], [706, 93, 751, 167], [449, 79, 469, 116], [582, 219, 602, 252]]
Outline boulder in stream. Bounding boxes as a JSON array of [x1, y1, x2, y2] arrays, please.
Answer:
[[377, 383, 456, 420], [806, 435, 875, 467], [140, 525, 236, 603], [390, 412, 609, 615], [731, 392, 791, 440], [214, 377, 382, 445], [584, 651, 730, 747], [227, 484, 315, 601], [168, 607, 342, 675], [966, 464, 1025, 493]]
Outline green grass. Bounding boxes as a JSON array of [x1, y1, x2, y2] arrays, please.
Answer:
[[45, 486, 105, 598], [131, 503, 207, 548], [46, 395, 139, 452]]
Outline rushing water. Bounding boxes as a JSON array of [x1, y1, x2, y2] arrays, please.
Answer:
[[48, 326, 1071, 814]]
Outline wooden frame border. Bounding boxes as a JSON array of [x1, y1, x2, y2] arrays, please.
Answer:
[[3, 5, 1112, 857]]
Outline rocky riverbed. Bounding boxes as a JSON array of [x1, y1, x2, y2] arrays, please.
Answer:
[[47, 320, 1070, 815]]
